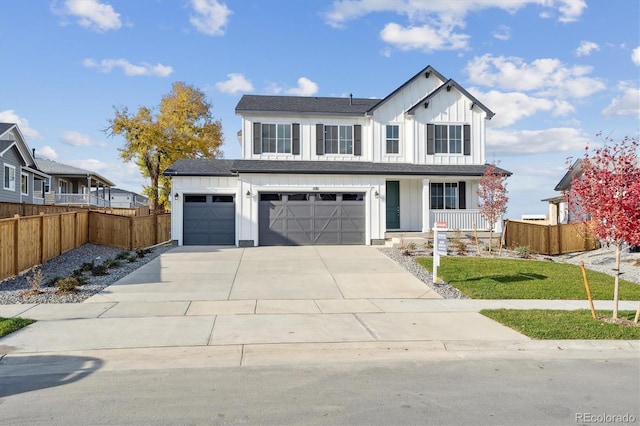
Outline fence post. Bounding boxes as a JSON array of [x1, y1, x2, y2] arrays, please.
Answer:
[[13, 214, 19, 276], [154, 213, 159, 245], [39, 212, 45, 264], [129, 216, 134, 250]]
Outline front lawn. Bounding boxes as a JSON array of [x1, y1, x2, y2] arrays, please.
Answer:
[[0, 317, 35, 338], [481, 309, 640, 339], [416, 257, 640, 300]]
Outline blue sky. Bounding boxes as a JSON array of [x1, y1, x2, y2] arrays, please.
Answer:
[[1, 0, 638, 219]]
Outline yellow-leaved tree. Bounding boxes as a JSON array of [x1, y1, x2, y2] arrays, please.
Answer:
[[107, 82, 223, 210]]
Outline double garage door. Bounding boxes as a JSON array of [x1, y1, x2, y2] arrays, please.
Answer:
[[183, 192, 365, 246], [259, 192, 365, 245]]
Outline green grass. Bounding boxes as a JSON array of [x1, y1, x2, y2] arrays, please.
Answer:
[[481, 309, 640, 339], [0, 317, 35, 338], [416, 257, 640, 300]]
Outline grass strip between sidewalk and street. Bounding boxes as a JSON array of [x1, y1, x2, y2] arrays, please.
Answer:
[[0, 317, 36, 338], [416, 257, 640, 300], [481, 309, 640, 339]]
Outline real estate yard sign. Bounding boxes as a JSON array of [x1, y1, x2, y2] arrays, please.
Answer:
[[433, 222, 448, 282]]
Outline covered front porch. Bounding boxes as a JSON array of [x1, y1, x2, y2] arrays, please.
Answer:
[[383, 178, 498, 233]]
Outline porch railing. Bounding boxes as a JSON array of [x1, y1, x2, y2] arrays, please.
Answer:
[[55, 193, 110, 207], [429, 209, 500, 232]]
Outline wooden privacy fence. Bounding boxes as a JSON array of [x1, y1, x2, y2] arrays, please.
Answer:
[[0, 202, 151, 219], [0, 211, 171, 281], [503, 219, 599, 256]]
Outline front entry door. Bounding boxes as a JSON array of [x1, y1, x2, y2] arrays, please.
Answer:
[[386, 181, 400, 229]]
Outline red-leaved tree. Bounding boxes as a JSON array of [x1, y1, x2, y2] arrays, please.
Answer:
[[477, 164, 509, 253], [567, 134, 640, 319]]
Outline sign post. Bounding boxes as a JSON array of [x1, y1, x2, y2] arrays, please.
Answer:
[[433, 221, 448, 283]]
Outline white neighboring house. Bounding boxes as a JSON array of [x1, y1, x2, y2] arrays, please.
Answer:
[[165, 65, 511, 246], [96, 188, 148, 208]]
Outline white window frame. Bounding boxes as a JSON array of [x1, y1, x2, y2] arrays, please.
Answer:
[[385, 124, 400, 155], [325, 125, 353, 155], [434, 124, 463, 155], [20, 172, 29, 195], [261, 123, 292, 154], [59, 179, 69, 194], [43, 177, 51, 193], [3, 163, 16, 191]]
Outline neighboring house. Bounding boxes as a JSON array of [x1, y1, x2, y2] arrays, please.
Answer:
[[543, 159, 583, 225], [35, 158, 115, 207], [0, 122, 50, 204], [165, 65, 511, 246], [97, 187, 148, 208]]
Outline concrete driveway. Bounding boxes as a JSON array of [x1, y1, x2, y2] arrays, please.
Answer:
[[0, 245, 535, 362]]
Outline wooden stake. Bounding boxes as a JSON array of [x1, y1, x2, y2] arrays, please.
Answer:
[[580, 260, 597, 320], [499, 220, 507, 256], [634, 304, 640, 324], [473, 221, 480, 255]]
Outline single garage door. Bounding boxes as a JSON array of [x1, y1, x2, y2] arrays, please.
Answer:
[[259, 192, 365, 245], [183, 194, 235, 245]]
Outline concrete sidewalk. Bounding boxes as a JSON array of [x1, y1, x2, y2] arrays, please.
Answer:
[[1, 246, 639, 367]]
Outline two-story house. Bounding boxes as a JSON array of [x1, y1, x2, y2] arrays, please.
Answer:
[[0, 123, 50, 204], [165, 65, 511, 246]]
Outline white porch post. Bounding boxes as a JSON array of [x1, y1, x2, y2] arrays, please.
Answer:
[[421, 178, 430, 232]]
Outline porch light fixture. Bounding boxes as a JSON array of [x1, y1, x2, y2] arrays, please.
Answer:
[[174, 193, 179, 201], [245, 190, 251, 198], [374, 191, 379, 199]]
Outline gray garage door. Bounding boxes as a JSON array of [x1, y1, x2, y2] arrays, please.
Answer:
[[259, 192, 365, 246], [183, 194, 235, 245]]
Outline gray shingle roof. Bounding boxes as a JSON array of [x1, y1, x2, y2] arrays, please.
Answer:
[[235, 95, 379, 116], [35, 158, 115, 186], [0, 140, 14, 153], [164, 159, 512, 178]]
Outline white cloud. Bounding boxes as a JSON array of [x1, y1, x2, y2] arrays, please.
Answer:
[[0, 110, 40, 139], [487, 127, 592, 156], [602, 82, 640, 118], [265, 82, 284, 95], [60, 130, 107, 147], [492, 25, 511, 41], [324, 1, 586, 29], [83, 58, 173, 77], [465, 54, 605, 98], [380, 22, 470, 52], [632, 47, 640, 66], [59, 0, 122, 32], [285, 77, 319, 96], [37, 145, 58, 160], [470, 89, 574, 128], [575, 40, 599, 56], [189, 0, 232, 36], [215, 73, 253, 94], [69, 159, 146, 192]]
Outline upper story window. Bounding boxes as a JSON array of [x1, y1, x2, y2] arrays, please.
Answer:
[[21, 173, 29, 195], [43, 177, 51, 193], [427, 123, 470, 156], [261, 123, 291, 154], [386, 125, 400, 154], [435, 125, 462, 154], [3, 163, 16, 191], [325, 125, 353, 154]]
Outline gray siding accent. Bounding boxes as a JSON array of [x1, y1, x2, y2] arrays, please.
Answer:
[[1, 147, 21, 203], [253, 122, 261, 155], [315, 124, 324, 156], [463, 124, 471, 156]]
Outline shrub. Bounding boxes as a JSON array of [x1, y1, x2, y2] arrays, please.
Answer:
[[103, 259, 121, 269], [45, 276, 64, 287], [75, 275, 88, 285], [80, 261, 94, 272], [21, 267, 44, 297], [135, 249, 146, 259], [56, 277, 79, 293], [115, 251, 131, 260], [91, 264, 109, 276], [515, 246, 532, 259]]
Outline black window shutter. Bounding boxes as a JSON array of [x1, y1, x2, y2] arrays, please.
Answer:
[[253, 122, 261, 155], [292, 123, 300, 155], [353, 124, 361, 156], [458, 181, 466, 209], [316, 124, 324, 156], [427, 124, 435, 155], [463, 124, 471, 156]]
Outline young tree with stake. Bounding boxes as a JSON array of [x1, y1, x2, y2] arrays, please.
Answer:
[[477, 164, 509, 253], [567, 134, 640, 319]]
